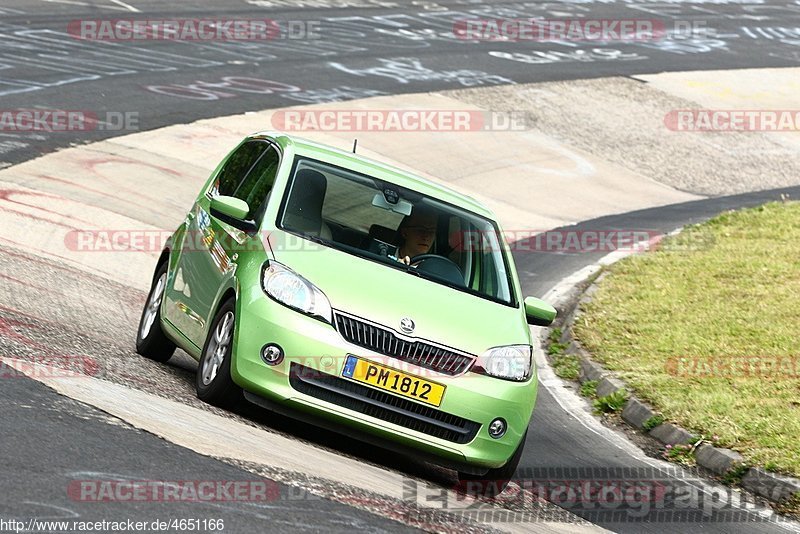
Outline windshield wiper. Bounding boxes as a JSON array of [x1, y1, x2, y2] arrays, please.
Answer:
[[300, 233, 329, 246]]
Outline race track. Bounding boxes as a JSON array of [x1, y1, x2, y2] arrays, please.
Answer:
[[2, 1, 800, 533]]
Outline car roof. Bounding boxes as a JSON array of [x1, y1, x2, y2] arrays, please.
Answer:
[[250, 131, 494, 218]]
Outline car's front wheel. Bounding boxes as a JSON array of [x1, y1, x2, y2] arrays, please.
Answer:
[[458, 430, 527, 496], [195, 299, 242, 408], [136, 262, 176, 362]]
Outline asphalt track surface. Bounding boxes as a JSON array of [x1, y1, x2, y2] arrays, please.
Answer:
[[0, 367, 422, 533], [2, 0, 800, 166], [2, 1, 800, 533]]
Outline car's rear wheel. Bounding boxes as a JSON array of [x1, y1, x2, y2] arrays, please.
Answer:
[[195, 299, 243, 408], [136, 262, 176, 362], [458, 430, 527, 497]]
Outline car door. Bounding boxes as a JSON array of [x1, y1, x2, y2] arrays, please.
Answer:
[[164, 140, 279, 349]]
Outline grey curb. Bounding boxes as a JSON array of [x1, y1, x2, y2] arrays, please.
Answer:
[[553, 274, 800, 507], [742, 468, 800, 503], [696, 444, 744, 475], [649, 423, 695, 446], [621, 398, 657, 430], [595, 377, 625, 398], [577, 354, 606, 383]]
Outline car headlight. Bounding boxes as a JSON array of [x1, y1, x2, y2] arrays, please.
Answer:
[[261, 262, 332, 323], [474, 345, 533, 381]]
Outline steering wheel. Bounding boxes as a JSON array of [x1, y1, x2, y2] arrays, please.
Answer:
[[409, 253, 457, 268], [408, 254, 465, 286]]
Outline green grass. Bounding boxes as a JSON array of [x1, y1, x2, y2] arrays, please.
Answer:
[[549, 328, 563, 343], [643, 414, 665, 431], [594, 389, 628, 414], [547, 327, 580, 379], [663, 443, 696, 466], [722, 463, 750, 486], [580, 380, 599, 398], [552, 354, 580, 380], [573, 201, 800, 477]]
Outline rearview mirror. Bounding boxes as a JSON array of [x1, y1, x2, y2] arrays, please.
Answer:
[[524, 296, 556, 326], [211, 195, 249, 220], [372, 193, 413, 216]]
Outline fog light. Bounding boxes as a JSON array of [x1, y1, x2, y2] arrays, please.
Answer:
[[488, 418, 506, 439], [261, 344, 284, 366]]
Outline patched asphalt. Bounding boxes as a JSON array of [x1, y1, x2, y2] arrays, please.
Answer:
[[2, 0, 800, 167]]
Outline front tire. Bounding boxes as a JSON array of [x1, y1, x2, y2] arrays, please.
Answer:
[[458, 430, 527, 496], [136, 262, 176, 362], [195, 299, 242, 408]]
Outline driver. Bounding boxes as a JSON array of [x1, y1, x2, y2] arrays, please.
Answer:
[[396, 207, 438, 265]]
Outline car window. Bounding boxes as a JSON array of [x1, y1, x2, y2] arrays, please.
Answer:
[[210, 141, 267, 198], [321, 171, 404, 232], [278, 157, 516, 306], [232, 145, 280, 219]]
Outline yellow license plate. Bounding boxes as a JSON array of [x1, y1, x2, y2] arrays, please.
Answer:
[[342, 355, 445, 407]]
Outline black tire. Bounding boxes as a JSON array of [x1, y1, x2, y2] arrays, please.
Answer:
[[457, 430, 527, 497], [195, 298, 243, 408], [136, 262, 176, 363]]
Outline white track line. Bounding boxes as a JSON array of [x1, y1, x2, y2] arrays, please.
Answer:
[[108, 0, 140, 12], [40, 0, 140, 11], [40, 0, 90, 6]]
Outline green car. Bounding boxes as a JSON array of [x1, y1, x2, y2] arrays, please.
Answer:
[[136, 132, 556, 488]]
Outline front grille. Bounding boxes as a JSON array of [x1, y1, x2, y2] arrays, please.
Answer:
[[334, 313, 474, 376], [289, 363, 480, 444]]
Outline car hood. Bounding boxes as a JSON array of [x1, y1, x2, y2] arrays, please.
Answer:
[[269, 233, 530, 355]]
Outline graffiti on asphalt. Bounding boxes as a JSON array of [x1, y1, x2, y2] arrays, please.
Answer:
[[328, 57, 513, 86]]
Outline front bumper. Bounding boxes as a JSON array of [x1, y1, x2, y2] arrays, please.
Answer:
[[230, 289, 537, 472]]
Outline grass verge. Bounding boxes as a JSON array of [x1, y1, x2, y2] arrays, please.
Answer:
[[547, 328, 581, 380], [573, 201, 800, 478]]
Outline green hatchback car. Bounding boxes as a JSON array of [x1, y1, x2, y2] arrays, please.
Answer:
[[136, 132, 555, 488]]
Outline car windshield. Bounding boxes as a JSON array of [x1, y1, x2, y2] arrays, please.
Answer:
[[278, 156, 515, 306]]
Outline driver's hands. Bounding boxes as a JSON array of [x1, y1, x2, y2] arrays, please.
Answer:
[[397, 255, 411, 265]]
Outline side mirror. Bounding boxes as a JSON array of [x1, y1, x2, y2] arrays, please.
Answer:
[[211, 195, 249, 221], [210, 196, 257, 232], [524, 296, 556, 326]]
